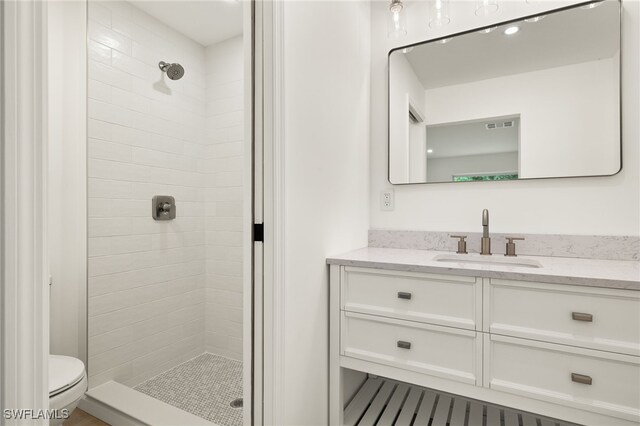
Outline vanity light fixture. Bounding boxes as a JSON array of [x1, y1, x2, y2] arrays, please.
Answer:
[[524, 15, 545, 23], [388, 0, 407, 39], [478, 26, 498, 34], [475, 0, 499, 16], [504, 26, 520, 35], [428, 0, 451, 29]]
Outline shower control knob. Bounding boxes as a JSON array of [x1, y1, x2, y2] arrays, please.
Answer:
[[152, 195, 176, 221]]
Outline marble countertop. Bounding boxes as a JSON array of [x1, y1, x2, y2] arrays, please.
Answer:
[[327, 247, 640, 290]]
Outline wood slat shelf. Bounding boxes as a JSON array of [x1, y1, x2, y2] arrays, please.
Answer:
[[344, 377, 580, 426]]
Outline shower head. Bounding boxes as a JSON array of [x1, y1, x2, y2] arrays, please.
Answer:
[[159, 61, 185, 80]]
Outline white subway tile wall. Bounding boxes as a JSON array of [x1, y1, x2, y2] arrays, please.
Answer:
[[87, 1, 243, 388], [204, 37, 244, 360]]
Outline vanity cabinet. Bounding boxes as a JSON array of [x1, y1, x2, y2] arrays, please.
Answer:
[[342, 312, 482, 385], [484, 279, 640, 356], [484, 334, 640, 421], [342, 267, 481, 330], [329, 265, 640, 426]]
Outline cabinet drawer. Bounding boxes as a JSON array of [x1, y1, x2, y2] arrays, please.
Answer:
[[341, 311, 482, 385], [485, 334, 640, 422], [342, 267, 481, 330], [485, 279, 640, 355]]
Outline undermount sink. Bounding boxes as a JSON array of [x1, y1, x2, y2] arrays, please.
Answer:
[[433, 254, 543, 269]]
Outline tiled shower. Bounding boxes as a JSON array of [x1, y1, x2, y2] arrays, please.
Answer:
[[86, 1, 244, 422]]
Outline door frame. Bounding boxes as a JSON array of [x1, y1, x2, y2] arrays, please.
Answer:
[[253, 1, 286, 424], [1, 1, 267, 425], [0, 0, 50, 423]]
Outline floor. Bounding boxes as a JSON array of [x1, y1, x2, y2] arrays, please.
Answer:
[[134, 353, 243, 426], [63, 409, 109, 426]]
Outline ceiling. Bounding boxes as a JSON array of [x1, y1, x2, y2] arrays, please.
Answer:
[[426, 117, 520, 159], [402, 1, 619, 89], [130, 1, 243, 46]]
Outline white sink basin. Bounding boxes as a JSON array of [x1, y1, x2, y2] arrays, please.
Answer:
[[433, 254, 543, 269]]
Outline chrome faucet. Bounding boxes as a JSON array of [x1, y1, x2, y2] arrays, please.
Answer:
[[481, 209, 491, 255]]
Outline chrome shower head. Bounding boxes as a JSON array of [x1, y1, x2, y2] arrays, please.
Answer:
[[159, 61, 185, 80]]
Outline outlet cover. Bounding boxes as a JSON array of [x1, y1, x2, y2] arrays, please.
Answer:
[[381, 190, 394, 211]]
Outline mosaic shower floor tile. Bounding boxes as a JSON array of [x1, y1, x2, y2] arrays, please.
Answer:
[[135, 353, 242, 426]]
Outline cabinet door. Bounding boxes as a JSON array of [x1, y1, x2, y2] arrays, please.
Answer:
[[484, 333, 640, 423], [341, 311, 482, 385], [342, 267, 481, 330], [484, 279, 640, 356]]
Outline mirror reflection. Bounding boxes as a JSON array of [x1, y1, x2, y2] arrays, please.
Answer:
[[389, 1, 621, 184]]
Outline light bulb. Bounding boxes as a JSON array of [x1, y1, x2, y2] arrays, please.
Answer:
[[504, 26, 519, 35], [475, 0, 499, 16], [478, 26, 498, 34], [524, 15, 545, 23], [428, 0, 451, 29], [581, 1, 603, 9], [388, 0, 407, 39]]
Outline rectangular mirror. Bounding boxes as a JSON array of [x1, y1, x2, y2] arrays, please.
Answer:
[[388, 0, 621, 184]]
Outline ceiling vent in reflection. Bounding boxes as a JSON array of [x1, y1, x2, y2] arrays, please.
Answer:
[[486, 121, 515, 130]]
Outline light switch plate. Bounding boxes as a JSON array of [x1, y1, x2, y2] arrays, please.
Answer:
[[381, 190, 394, 211]]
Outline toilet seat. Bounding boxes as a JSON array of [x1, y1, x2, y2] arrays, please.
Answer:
[[49, 355, 86, 397]]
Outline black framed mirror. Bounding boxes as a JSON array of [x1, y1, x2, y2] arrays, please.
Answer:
[[388, 0, 621, 185]]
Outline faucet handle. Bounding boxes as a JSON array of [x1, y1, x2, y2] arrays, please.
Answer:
[[506, 236, 525, 243], [505, 236, 525, 257], [450, 235, 468, 254]]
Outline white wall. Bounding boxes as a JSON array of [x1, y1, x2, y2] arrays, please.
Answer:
[[371, 0, 639, 236], [48, 1, 87, 363], [389, 52, 426, 182], [204, 35, 244, 361], [424, 58, 619, 179], [280, 1, 370, 424], [427, 152, 518, 182], [86, 1, 208, 388]]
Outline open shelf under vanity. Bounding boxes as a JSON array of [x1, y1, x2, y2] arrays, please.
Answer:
[[345, 376, 578, 426]]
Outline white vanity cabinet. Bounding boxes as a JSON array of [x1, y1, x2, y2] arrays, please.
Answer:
[[341, 267, 481, 330], [329, 264, 640, 426], [484, 279, 640, 356]]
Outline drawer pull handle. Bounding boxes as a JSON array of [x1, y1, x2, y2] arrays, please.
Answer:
[[571, 373, 593, 385], [397, 292, 412, 300], [397, 341, 412, 350], [572, 312, 593, 322]]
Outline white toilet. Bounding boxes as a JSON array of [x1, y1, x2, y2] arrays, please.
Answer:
[[49, 355, 87, 425]]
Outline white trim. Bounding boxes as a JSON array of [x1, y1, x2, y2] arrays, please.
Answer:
[[1, 0, 50, 422], [260, 1, 286, 424]]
